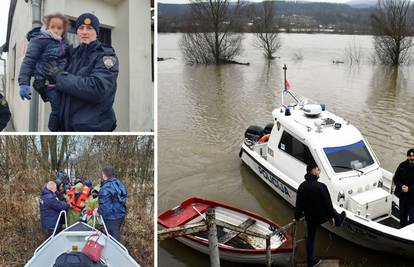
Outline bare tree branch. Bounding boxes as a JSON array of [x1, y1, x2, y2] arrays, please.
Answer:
[[180, 0, 246, 64], [371, 0, 414, 65], [252, 1, 281, 59]]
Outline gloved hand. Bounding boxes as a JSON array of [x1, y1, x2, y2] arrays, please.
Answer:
[[43, 61, 64, 84], [19, 85, 32, 100]]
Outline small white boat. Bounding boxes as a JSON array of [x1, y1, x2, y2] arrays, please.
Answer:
[[25, 211, 140, 267], [240, 65, 414, 257], [158, 197, 293, 265]]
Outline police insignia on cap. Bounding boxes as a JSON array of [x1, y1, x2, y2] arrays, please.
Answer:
[[103, 56, 116, 69], [84, 18, 92, 25]]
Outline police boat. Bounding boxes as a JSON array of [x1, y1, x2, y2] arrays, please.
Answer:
[[25, 211, 140, 267], [239, 65, 414, 257]]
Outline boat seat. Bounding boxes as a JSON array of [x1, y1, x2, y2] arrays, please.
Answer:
[[160, 203, 210, 228], [218, 218, 256, 244]]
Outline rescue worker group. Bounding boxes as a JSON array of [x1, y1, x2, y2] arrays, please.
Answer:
[[40, 166, 127, 242]]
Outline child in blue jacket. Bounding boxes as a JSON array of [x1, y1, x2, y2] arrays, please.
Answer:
[[18, 13, 69, 131]]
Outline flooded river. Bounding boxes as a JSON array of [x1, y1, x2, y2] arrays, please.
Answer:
[[158, 33, 414, 267]]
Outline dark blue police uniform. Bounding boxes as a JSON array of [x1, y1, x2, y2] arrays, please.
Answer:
[[55, 40, 118, 132], [0, 94, 11, 131], [40, 186, 69, 235]]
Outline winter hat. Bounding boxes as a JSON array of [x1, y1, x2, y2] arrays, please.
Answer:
[[84, 179, 93, 188], [75, 182, 84, 192], [75, 13, 100, 35], [407, 149, 414, 157], [55, 178, 62, 188]]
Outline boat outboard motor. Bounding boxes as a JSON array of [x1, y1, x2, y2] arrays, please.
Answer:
[[244, 125, 264, 142], [264, 122, 274, 135]]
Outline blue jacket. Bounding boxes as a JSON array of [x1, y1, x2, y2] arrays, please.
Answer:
[[98, 177, 127, 221], [55, 40, 118, 132], [18, 27, 68, 86], [0, 95, 11, 131], [40, 187, 69, 230]]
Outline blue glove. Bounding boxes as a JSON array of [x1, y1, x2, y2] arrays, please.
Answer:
[[19, 85, 32, 100]]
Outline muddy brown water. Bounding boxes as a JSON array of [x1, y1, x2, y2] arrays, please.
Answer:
[[158, 33, 414, 267]]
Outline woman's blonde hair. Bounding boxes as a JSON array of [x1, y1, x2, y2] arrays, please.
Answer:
[[42, 13, 70, 33]]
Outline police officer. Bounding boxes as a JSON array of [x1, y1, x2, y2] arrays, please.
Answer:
[[40, 181, 70, 236], [295, 164, 346, 267], [98, 165, 127, 241], [43, 13, 118, 132], [394, 148, 414, 227], [0, 93, 11, 131]]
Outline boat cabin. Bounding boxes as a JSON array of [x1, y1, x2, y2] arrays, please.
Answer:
[[249, 102, 393, 221]]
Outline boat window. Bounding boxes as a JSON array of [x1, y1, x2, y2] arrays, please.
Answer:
[[278, 131, 316, 165], [324, 140, 374, 173]]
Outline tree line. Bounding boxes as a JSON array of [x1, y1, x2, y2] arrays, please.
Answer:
[[161, 0, 414, 66]]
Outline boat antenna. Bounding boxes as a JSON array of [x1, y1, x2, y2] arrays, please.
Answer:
[[281, 64, 299, 108], [282, 64, 287, 107]]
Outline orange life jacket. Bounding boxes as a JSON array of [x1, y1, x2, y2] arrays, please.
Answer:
[[67, 186, 90, 212], [258, 134, 270, 144]]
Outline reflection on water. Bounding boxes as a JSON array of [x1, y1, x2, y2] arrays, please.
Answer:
[[158, 33, 414, 267]]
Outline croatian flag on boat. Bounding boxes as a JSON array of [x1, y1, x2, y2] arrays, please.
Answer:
[[284, 80, 290, 91]]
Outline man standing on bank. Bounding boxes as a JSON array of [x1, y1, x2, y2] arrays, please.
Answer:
[[295, 164, 346, 267], [394, 148, 414, 228], [98, 166, 127, 241], [43, 13, 119, 132]]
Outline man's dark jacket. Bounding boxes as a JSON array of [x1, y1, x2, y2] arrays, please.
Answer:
[[394, 160, 414, 200], [40, 187, 69, 230], [55, 40, 118, 132], [295, 174, 336, 224]]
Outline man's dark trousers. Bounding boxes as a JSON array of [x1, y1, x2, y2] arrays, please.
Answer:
[[399, 197, 414, 227], [306, 221, 318, 267], [104, 218, 124, 241]]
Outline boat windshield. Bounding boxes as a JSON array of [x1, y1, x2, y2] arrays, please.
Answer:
[[323, 140, 375, 173]]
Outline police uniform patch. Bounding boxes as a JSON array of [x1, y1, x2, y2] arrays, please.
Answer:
[[103, 56, 116, 69], [0, 99, 7, 107], [84, 18, 92, 25]]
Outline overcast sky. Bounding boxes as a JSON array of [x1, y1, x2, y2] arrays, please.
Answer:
[[0, 0, 11, 46]]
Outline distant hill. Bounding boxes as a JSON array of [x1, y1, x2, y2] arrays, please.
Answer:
[[158, 3, 191, 17], [158, 1, 375, 34]]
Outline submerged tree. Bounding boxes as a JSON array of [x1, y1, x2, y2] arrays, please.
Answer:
[[370, 0, 414, 65], [253, 1, 281, 60], [180, 0, 245, 65]]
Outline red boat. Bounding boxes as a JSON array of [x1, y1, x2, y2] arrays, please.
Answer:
[[158, 197, 294, 265]]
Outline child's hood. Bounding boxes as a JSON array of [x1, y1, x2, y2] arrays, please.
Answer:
[[26, 27, 41, 42], [26, 26, 64, 42]]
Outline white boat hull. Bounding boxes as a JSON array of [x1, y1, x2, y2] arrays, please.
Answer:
[[25, 222, 140, 267], [240, 144, 414, 257]]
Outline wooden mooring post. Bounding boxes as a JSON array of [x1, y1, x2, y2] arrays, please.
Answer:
[[158, 208, 273, 267], [206, 209, 221, 267]]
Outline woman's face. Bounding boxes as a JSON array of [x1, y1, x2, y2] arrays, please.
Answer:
[[77, 24, 97, 44], [48, 18, 64, 37]]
